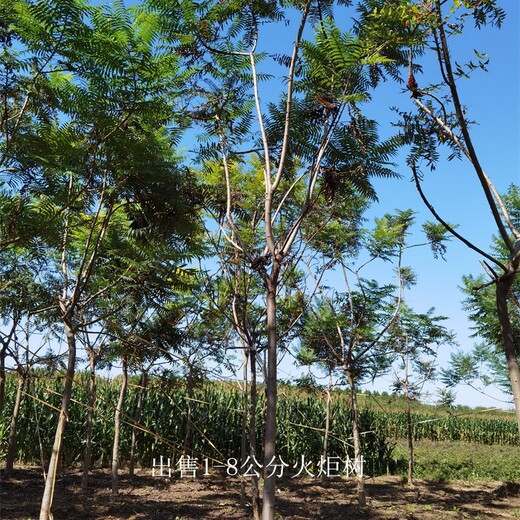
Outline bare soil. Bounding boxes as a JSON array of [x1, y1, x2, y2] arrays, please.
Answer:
[[1, 467, 520, 519]]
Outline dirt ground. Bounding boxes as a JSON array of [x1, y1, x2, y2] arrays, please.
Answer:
[[1, 467, 520, 519]]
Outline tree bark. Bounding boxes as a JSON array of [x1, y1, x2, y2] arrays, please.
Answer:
[[250, 346, 261, 520], [404, 349, 415, 486], [405, 392, 415, 486], [262, 277, 278, 520], [348, 372, 366, 507], [129, 370, 148, 476], [496, 276, 520, 436], [321, 373, 332, 484], [0, 343, 7, 415], [81, 351, 97, 489], [5, 372, 25, 474], [112, 357, 128, 496], [183, 376, 194, 456], [39, 321, 76, 520], [240, 351, 248, 507]]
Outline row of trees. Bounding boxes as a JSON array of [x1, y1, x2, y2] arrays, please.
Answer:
[[0, 1, 518, 519]]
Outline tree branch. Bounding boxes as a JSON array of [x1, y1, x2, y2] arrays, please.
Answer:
[[411, 161, 507, 272]]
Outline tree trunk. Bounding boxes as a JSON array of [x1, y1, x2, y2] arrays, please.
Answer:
[[39, 321, 76, 520], [250, 347, 261, 520], [404, 350, 415, 486], [129, 370, 148, 476], [262, 278, 278, 520], [0, 321, 17, 416], [183, 378, 194, 456], [28, 376, 47, 474], [496, 276, 520, 436], [240, 350, 248, 507], [0, 343, 7, 415], [5, 373, 25, 475], [81, 351, 97, 489], [112, 358, 128, 496], [321, 373, 332, 484], [405, 392, 414, 485], [432, 0, 520, 437], [348, 372, 366, 507]]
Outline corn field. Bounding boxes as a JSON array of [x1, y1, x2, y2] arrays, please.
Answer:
[[0, 372, 517, 477]]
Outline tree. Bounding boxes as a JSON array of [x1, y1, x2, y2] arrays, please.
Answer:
[[357, 0, 520, 434], [300, 209, 410, 505], [78, 327, 107, 489], [443, 187, 519, 403], [389, 305, 455, 485], [200, 157, 309, 518], [300, 287, 395, 505], [1, 1, 201, 517], [144, 2, 399, 517], [299, 204, 452, 500]]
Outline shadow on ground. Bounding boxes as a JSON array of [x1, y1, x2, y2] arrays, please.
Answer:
[[1, 467, 519, 519]]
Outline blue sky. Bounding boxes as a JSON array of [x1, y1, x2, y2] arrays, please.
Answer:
[[177, 1, 519, 409], [104, 1, 519, 409], [362, 2, 520, 407], [10, 0, 515, 409], [259, 1, 519, 408]]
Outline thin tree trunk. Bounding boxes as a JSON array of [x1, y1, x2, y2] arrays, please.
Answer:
[[5, 373, 25, 474], [496, 277, 520, 436], [1, 321, 19, 415], [321, 372, 332, 484], [0, 344, 7, 414], [129, 370, 148, 477], [183, 379, 194, 456], [405, 391, 414, 485], [112, 358, 128, 496], [348, 372, 366, 507], [430, 0, 520, 436], [250, 347, 261, 520], [39, 321, 76, 520], [404, 351, 415, 486], [81, 351, 97, 489], [262, 278, 278, 520], [240, 350, 248, 507], [30, 376, 46, 476]]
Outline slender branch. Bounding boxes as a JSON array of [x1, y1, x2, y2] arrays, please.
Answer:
[[480, 260, 499, 281], [59, 173, 74, 316], [78, 267, 133, 311], [271, 173, 306, 226], [68, 171, 112, 310], [6, 17, 69, 162], [413, 95, 518, 241], [354, 250, 403, 362], [280, 77, 350, 258], [432, 0, 514, 252], [273, 0, 312, 194], [482, 170, 520, 239], [411, 161, 507, 272], [249, 52, 272, 193], [214, 117, 249, 256]]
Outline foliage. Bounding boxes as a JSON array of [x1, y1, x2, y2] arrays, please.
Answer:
[[389, 305, 456, 397], [393, 439, 520, 481], [441, 185, 520, 396]]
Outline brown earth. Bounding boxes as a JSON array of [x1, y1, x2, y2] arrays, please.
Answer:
[[1, 467, 520, 519]]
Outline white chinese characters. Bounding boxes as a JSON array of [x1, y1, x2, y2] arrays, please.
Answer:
[[152, 455, 364, 479]]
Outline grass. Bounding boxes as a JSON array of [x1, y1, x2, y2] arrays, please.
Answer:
[[355, 390, 516, 421], [392, 439, 520, 481]]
